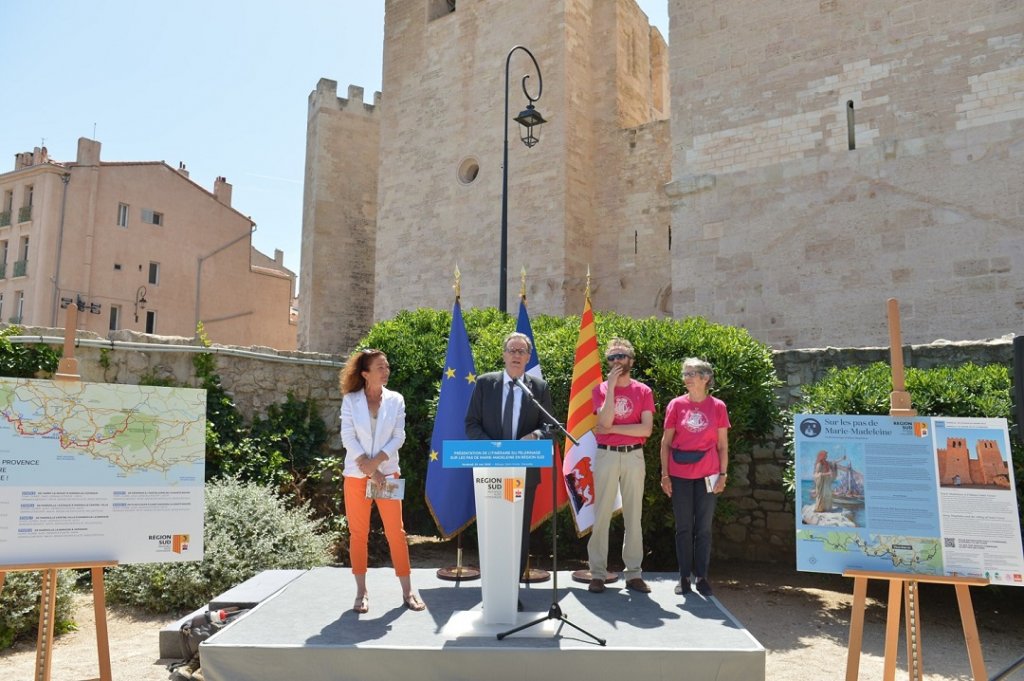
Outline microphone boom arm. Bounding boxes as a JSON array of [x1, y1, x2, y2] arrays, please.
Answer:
[[514, 377, 579, 446]]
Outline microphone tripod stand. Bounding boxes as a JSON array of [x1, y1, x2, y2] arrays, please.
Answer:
[[497, 380, 606, 646]]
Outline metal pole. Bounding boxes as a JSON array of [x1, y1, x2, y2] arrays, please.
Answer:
[[500, 52, 512, 313], [50, 173, 71, 326], [500, 46, 543, 314]]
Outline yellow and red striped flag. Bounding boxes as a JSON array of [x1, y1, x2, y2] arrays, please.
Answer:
[[561, 294, 620, 535]]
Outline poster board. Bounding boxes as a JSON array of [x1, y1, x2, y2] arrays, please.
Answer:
[[795, 413, 1024, 585], [0, 377, 206, 565]]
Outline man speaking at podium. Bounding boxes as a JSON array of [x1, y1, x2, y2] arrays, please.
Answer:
[[465, 331, 554, 602]]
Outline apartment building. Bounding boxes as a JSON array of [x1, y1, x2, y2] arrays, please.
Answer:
[[0, 138, 297, 349]]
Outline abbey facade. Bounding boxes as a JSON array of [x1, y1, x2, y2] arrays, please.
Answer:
[[300, 0, 1024, 355]]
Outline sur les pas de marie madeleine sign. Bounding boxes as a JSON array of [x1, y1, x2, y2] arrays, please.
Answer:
[[795, 413, 1024, 586], [0, 377, 206, 566]]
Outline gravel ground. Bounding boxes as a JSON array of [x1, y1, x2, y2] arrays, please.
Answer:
[[2, 548, 1022, 680]]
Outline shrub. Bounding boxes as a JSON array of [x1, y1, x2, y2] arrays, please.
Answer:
[[361, 308, 781, 567], [782, 362, 1023, 530], [0, 325, 60, 378], [105, 478, 333, 613], [0, 569, 77, 649]]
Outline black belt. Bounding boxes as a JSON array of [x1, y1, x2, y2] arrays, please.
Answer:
[[597, 444, 643, 452]]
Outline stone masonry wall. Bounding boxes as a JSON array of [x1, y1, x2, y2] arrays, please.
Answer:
[[667, 0, 1024, 349]]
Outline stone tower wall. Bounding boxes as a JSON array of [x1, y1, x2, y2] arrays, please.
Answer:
[[373, 0, 670, 320], [571, 1, 673, 317], [299, 80, 380, 356], [666, 0, 1024, 348], [940, 438, 972, 485]]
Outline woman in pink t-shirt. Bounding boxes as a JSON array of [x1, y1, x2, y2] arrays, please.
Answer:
[[659, 358, 730, 597]]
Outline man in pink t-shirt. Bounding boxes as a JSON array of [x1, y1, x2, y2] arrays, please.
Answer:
[[587, 337, 655, 594]]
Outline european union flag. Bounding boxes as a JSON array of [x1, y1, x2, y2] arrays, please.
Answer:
[[425, 300, 478, 538]]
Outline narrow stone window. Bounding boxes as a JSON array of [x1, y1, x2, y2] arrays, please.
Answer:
[[634, 230, 638, 255], [846, 100, 856, 150], [428, 0, 455, 21], [668, 225, 672, 251]]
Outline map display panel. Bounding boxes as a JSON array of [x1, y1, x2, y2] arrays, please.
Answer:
[[0, 378, 206, 565]]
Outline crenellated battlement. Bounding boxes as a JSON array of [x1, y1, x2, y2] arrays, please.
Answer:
[[308, 78, 382, 117]]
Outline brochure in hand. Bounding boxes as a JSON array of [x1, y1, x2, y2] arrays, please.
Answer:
[[366, 478, 405, 500]]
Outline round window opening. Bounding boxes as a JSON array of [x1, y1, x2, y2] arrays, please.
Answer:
[[457, 158, 480, 185]]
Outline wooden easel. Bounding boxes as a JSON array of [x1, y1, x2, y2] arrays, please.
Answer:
[[0, 303, 118, 681], [843, 298, 989, 681], [0, 561, 117, 681]]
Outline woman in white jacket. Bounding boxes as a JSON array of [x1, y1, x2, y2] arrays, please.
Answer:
[[340, 348, 425, 613]]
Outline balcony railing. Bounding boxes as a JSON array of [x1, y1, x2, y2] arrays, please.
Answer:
[[18, 206, 31, 222], [0, 263, 7, 279], [13, 260, 27, 277], [0, 211, 9, 227]]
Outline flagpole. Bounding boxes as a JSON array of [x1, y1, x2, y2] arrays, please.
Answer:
[[518, 271, 551, 584], [431, 266, 481, 581]]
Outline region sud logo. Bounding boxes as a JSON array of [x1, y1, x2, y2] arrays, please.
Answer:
[[475, 476, 524, 502], [149, 533, 190, 553]]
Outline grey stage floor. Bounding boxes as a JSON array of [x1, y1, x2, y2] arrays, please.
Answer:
[[200, 567, 765, 681]]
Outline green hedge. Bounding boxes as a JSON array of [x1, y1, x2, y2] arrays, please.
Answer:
[[0, 569, 77, 650], [360, 308, 781, 567], [783, 362, 1024, 530]]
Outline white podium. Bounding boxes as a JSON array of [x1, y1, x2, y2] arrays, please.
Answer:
[[473, 466, 526, 624]]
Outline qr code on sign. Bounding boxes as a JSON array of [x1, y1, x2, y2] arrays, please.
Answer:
[[944, 538, 956, 548]]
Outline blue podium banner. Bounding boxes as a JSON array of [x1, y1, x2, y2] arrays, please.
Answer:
[[442, 440, 553, 469]]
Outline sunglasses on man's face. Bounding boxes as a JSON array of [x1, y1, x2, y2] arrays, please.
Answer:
[[606, 353, 632, 362]]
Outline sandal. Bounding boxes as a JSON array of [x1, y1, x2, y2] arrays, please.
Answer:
[[353, 593, 369, 614], [402, 593, 426, 611]]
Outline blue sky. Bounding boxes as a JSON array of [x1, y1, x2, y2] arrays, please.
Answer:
[[0, 1, 668, 279]]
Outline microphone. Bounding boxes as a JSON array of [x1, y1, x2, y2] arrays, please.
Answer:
[[513, 376, 533, 396]]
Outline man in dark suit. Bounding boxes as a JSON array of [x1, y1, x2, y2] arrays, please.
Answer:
[[465, 331, 554, 600]]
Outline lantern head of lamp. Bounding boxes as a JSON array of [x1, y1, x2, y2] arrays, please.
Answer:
[[514, 104, 546, 148]]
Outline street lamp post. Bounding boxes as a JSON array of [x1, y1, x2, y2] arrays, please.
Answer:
[[500, 45, 546, 313], [134, 286, 148, 323]]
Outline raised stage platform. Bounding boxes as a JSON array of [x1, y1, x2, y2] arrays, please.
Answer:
[[199, 567, 765, 681]]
